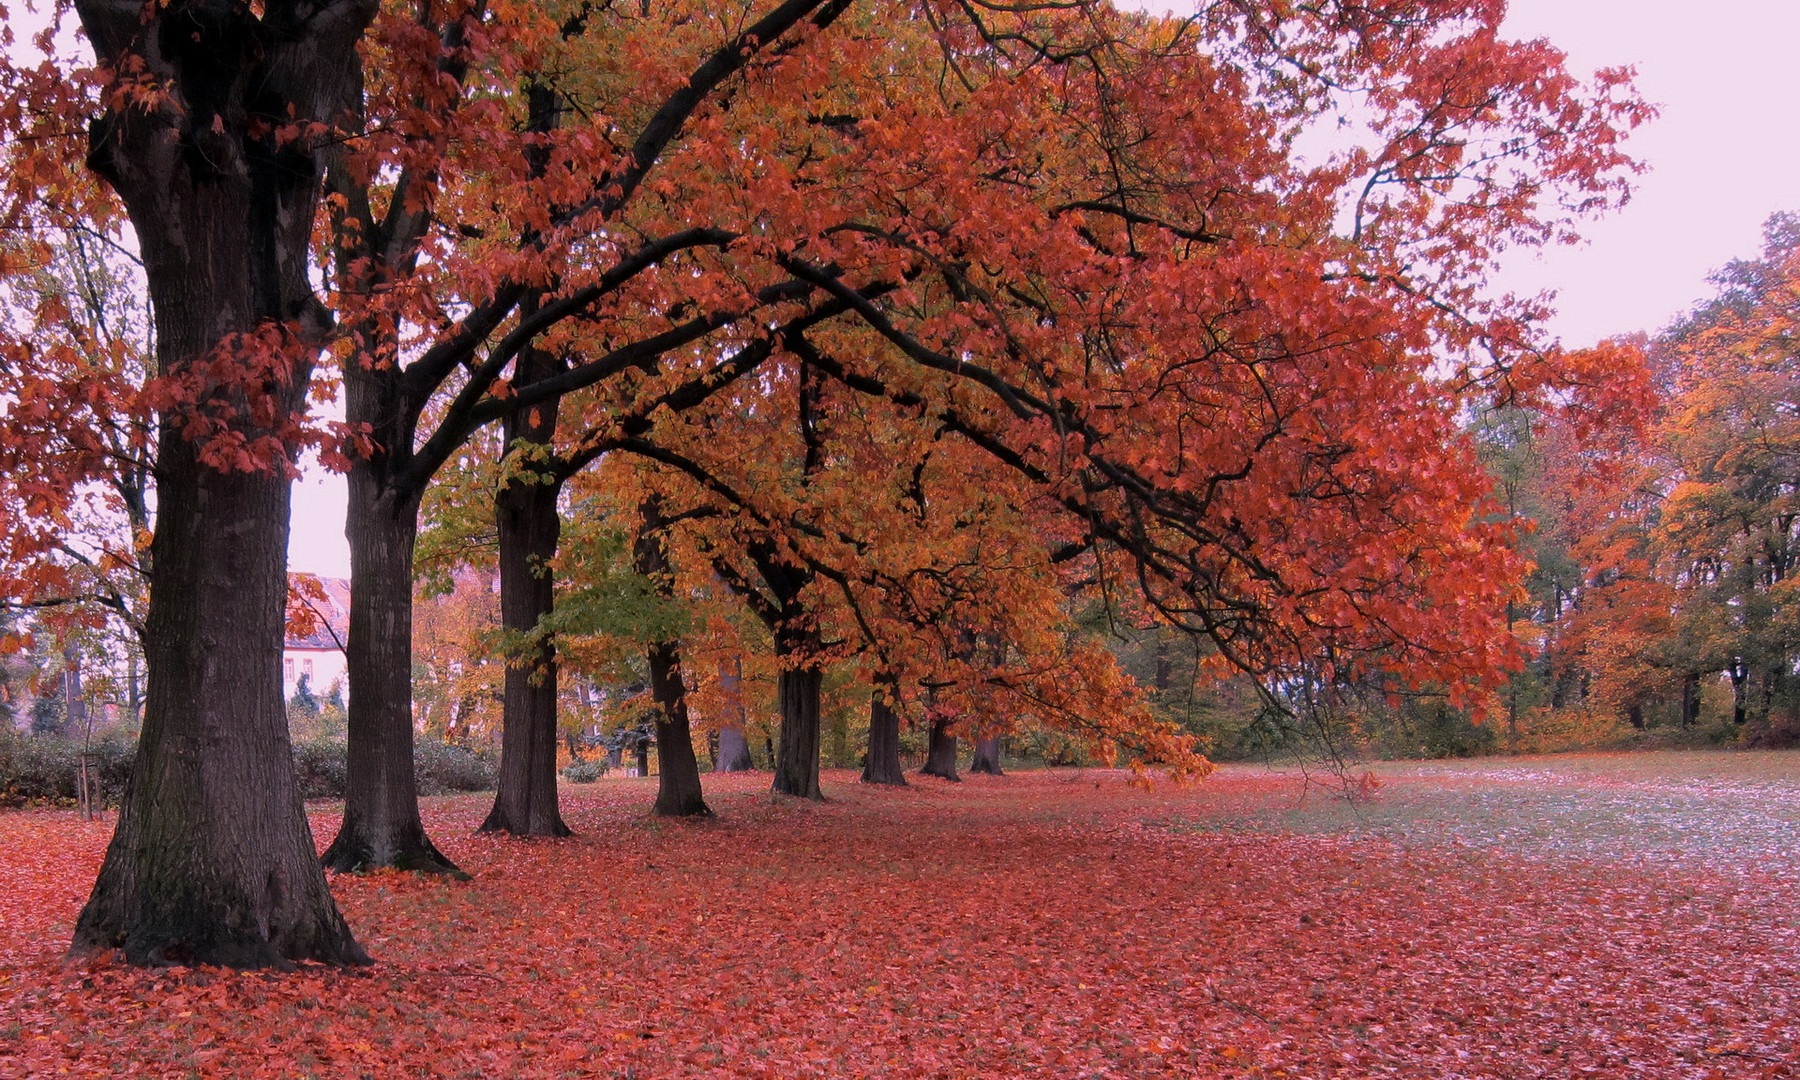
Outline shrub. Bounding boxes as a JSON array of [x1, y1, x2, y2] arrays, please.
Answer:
[[0, 736, 135, 809], [413, 739, 499, 795], [290, 738, 350, 801], [0, 734, 500, 806], [560, 759, 604, 783]]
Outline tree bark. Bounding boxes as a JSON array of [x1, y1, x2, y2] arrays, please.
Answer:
[[969, 735, 1004, 776], [1681, 672, 1701, 728], [75, 437, 367, 967], [921, 716, 959, 780], [861, 680, 907, 786], [323, 480, 464, 874], [71, 0, 373, 967], [480, 449, 571, 836], [632, 497, 710, 815], [774, 664, 825, 799], [715, 660, 755, 771], [716, 726, 755, 772], [647, 641, 712, 817]]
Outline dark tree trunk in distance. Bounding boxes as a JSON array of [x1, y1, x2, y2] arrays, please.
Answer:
[[861, 679, 907, 786], [71, 0, 374, 965], [647, 642, 712, 817], [633, 497, 710, 815], [635, 737, 651, 778], [480, 442, 571, 836], [324, 482, 464, 874], [969, 736, 1004, 776], [1682, 673, 1701, 728], [921, 717, 959, 781]]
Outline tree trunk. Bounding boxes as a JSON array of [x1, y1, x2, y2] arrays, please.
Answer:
[[715, 660, 755, 771], [969, 735, 1004, 776], [716, 726, 755, 772], [773, 665, 825, 799], [631, 496, 709, 816], [647, 641, 712, 817], [480, 462, 571, 836], [635, 737, 651, 778], [861, 679, 907, 786], [1729, 661, 1748, 725], [921, 717, 959, 780], [74, 438, 367, 967], [71, 0, 372, 967], [322, 478, 462, 874], [1681, 672, 1701, 728]]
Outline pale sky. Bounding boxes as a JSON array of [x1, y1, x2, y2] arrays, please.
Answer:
[[287, 0, 1800, 578]]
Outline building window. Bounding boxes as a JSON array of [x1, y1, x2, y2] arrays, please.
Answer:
[[302, 658, 314, 680], [285, 658, 295, 684]]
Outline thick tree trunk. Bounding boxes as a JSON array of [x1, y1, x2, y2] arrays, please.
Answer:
[[71, 0, 373, 967], [773, 665, 825, 799], [481, 464, 571, 836], [921, 717, 959, 781], [969, 735, 1004, 776], [323, 481, 463, 874], [74, 439, 366, 967], [647, 641, 712, 817], [716, 726, 755, 772], [861, 680, 907, 786]]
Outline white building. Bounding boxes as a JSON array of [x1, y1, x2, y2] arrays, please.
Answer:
[[284, 576, 350, 704]]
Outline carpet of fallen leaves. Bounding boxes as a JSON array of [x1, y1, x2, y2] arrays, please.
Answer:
[[5, 752, 1800, 1078]]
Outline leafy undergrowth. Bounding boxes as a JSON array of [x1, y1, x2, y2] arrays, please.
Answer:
[[4, 755, 1800, 1078]]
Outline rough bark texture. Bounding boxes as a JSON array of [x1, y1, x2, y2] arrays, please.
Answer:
[[921, 718, 960, 781], [774, 664, 825, 799], [74, 435, 367, 966], [647, 642, 713, 817], [861, 681, 907, 786], [324, 480, 464, 874], [71, 0, 374, 966], [969, 736, 1004, 776], [481, 415, 571, 836]]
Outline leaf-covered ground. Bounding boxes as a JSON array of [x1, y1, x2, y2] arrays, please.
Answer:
[[4, 752, 1800, 1078]]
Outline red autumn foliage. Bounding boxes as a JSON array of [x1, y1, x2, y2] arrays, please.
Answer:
[[4, 761, 1798, 1078]]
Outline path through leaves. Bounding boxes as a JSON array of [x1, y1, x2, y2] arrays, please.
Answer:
[[4, 756, 1799, 1077]]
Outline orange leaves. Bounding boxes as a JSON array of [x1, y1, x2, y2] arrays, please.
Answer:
[[7, 764, 1800, 1076]]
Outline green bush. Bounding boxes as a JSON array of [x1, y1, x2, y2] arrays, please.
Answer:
[[0, 734, 500, 807], [0, 737, 135, 809], [413, 739, 499, 795], [560, 759, 604, 783], [290, 738, 350, 801]]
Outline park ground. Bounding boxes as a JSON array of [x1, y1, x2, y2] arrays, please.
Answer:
[[3, 752, 1800, 1078]]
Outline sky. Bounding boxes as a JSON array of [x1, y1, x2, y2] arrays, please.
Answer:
[[286, 0, 1800, 578]]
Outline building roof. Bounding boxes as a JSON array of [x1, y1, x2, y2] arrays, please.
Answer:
[[285, 575, 351, 651]]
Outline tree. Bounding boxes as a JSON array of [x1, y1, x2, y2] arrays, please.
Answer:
[[1653, 215, 1800, 733], [0, 0, 375, 965], [2, 0, 1648, 965]]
